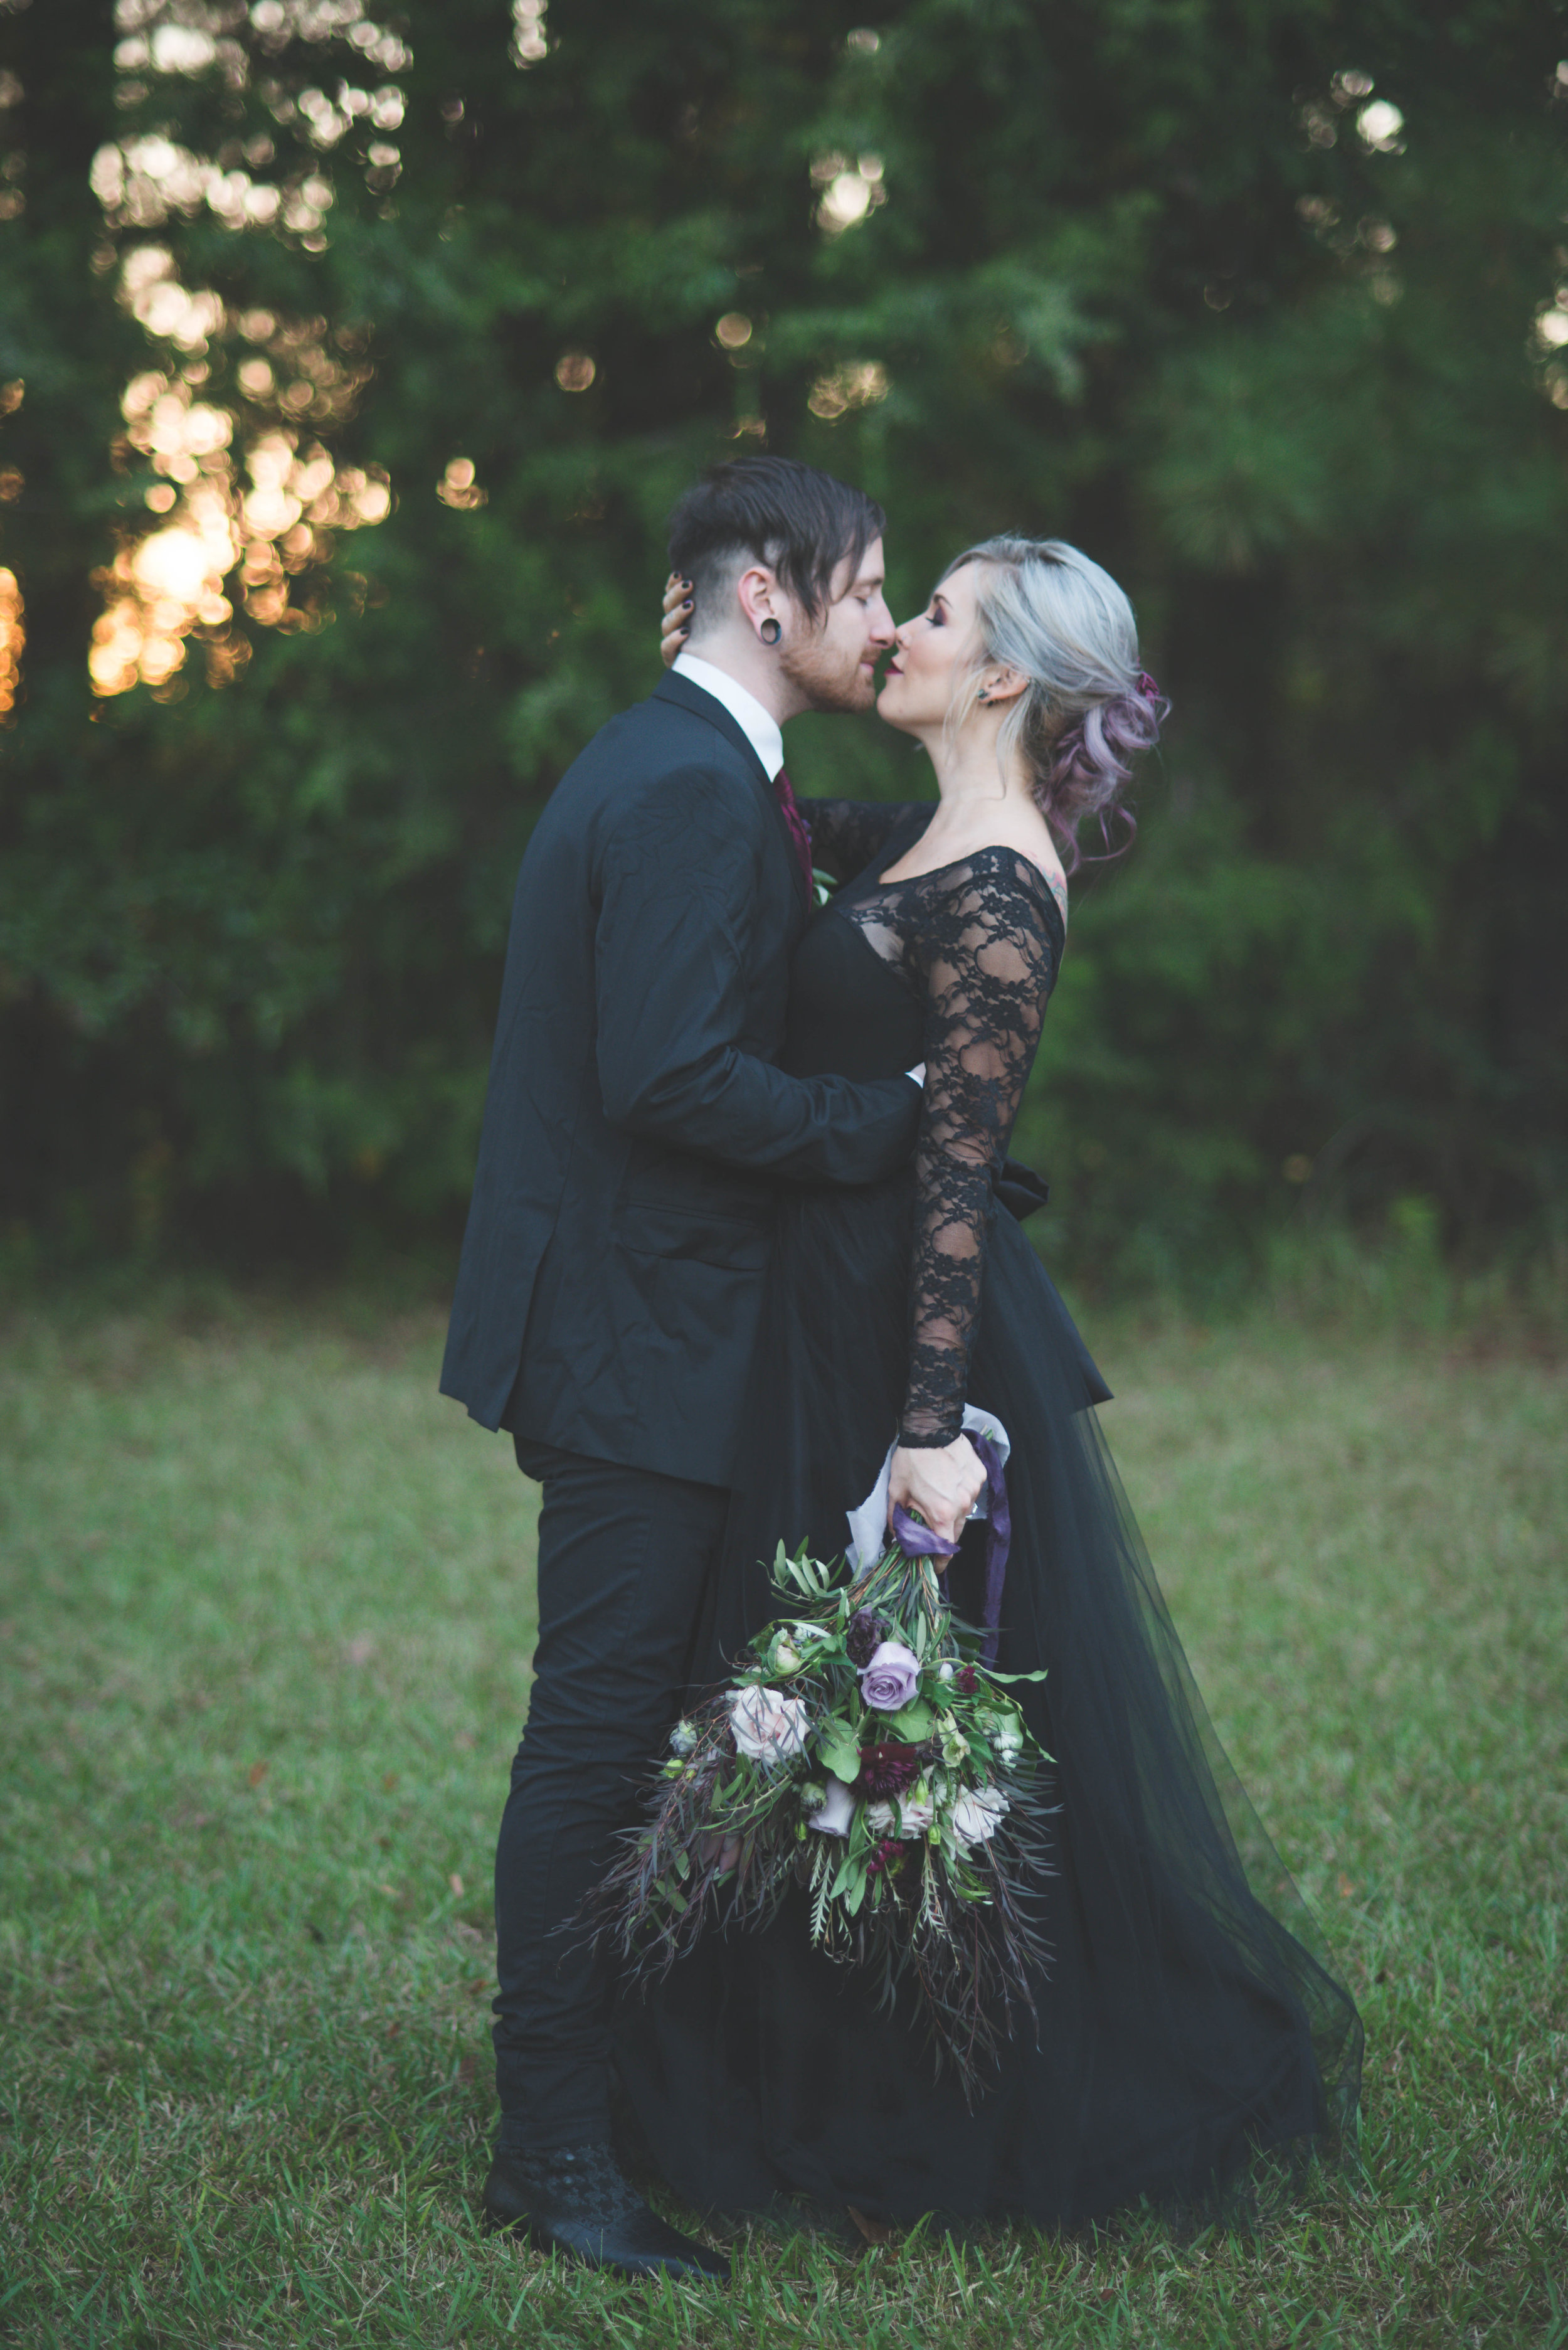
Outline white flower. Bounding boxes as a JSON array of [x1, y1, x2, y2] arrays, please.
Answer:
[[987, 1715, 1024, 1767], [937, 1661, 955, 1683], [772, 1640, 801, 1674], [866, 1790, 936, 1837], [669, 1718, 699, 1757], [951, 1784, 1010, 1846], [729, 1684, 810, 1768], [807, 1775, 857, 1836]]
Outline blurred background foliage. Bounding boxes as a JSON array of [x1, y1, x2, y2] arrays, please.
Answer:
[[1, 0, 1565, 1297]]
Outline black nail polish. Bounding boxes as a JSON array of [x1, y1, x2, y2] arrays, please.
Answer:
[[682, 578, 692, 589], [682, 598, 693, 610]]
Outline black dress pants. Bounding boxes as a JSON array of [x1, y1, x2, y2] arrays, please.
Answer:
[[493, 1437, 729, 2153]]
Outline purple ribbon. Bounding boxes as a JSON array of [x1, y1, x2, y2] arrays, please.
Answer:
[[889, 1432, 1012, 1667], [888, 1506, 958, 1560]]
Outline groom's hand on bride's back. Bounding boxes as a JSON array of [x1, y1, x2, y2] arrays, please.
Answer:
[[661, 573, 692, 667], [887, 1436, 985, 1548]]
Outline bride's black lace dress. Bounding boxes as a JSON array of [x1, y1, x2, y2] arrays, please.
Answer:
[[612, 799, 1363, 2228]]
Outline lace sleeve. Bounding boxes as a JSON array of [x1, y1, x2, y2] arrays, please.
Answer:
[[802, 799, 913, 886], [899, 855, 1059, 1447]]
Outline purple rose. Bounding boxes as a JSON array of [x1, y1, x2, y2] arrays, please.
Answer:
[[858, 1639, 921, 1713]]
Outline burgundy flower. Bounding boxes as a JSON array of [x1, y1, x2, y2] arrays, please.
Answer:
[[856, 1741, 923, 1799], [845, 1608, 890, 1668], [953, 1666, 978, 1696], [866, 1837, 908, 1881]]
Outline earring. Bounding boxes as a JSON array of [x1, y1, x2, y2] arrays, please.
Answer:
[[977, 688, 992, 703], [760, 617, 781, 646]]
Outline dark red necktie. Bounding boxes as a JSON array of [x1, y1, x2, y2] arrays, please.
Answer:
[[773, 766, 813, 887]]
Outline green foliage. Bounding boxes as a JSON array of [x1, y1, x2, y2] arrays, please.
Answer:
[[1, 1, 1565, 1284], [2, 1300, 1564, 2340], [597, 1532, 1051, 2099]]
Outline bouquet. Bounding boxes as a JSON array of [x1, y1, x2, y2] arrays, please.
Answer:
[[592, 1437, 1054, 2100]]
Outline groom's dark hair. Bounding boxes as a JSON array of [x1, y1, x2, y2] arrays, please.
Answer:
[[668, 455, 886, 634]]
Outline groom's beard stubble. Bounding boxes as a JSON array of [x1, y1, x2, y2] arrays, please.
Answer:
[[778, 630, 880, 716]]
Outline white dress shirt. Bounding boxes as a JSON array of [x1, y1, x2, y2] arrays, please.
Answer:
[[671, 651, 785, 783]]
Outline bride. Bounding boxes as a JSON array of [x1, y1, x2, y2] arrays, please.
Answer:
[[613, 534, 1362, 2228]]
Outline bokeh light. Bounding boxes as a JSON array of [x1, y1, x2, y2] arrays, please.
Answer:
[[437, 457, 487, 510], [1357, 100, 1406, 153], [0, 567, 24, 722], [83, 0, 410, 696], [90, 3, 401, 702], [511, 0, 548, 68], [807, 360, 890, 421], [92, 358, 390, 697], [813, 151, 886, 237]]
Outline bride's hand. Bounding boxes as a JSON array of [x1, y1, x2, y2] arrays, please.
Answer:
[[660, 572, 692, 668], [887, 1435, 985, 1548]]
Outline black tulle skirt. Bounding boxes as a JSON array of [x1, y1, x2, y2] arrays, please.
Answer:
[[612, 1172, 1363, 2228]]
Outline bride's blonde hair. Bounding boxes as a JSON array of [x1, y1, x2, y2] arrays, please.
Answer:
[[942, 536, 1165, 871]]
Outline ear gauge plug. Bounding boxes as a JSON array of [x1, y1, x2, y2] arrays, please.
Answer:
[[760, 617, 781, 646]]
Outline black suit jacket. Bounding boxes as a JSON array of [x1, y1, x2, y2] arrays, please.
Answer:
[[440, 671, 921, 1485]]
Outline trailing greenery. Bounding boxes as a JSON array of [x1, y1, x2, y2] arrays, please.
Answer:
[[593, 1536, 1054, 2100], [1, 1297, 1563, 2342], [1, 2, 1565, 1288]]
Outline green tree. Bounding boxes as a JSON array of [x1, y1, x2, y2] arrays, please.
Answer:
[[1, 0, 1564, 1289]]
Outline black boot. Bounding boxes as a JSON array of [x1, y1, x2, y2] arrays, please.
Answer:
[[482, 2142, 730, 2282]]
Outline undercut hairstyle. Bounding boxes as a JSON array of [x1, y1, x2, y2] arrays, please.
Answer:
[[668, 456, 886, 637], [940, 536, 1167, 873]]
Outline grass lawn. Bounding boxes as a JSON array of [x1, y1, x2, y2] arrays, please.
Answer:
[[1, 1293, 1564, 2347]]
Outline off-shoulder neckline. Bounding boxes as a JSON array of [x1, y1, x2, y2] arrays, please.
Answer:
[[865, 836, 1066, 942]]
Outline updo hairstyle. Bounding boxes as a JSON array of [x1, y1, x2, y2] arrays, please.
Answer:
[[941, 536, 1165, 872]]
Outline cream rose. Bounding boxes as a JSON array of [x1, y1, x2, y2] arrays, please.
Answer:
[[951, 1784, 1010, 1846], [729, 1684, 810, 1768], [866, 1790, 936, 1837]]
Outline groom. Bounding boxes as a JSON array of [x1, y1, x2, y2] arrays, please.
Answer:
[[441, 457, 980, 2279]]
